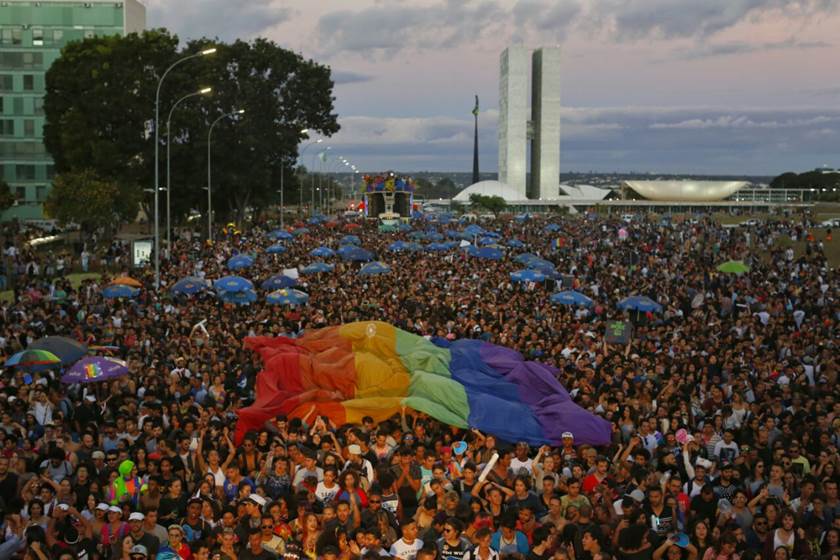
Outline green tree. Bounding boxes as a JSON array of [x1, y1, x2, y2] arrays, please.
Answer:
[[0, 179, 14, 212], [468, 193, 508, 216], [44, 169, 138, 241], [44, 30, 339, 228]]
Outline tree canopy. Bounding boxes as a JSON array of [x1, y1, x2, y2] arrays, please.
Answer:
[[469, 193, 508, 215], [44, 169, 138, 237], [44, 29, 339, 228], [0, 180, 14, 212]]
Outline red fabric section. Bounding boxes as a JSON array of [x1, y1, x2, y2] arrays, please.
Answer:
[[235, 332, 356, 444]]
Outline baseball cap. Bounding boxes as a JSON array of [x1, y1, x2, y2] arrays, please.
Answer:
[[129, 545, 148, 558], [247, 494, 267, 507], [561, 432, 574, 440], [96, 503, 109, 511], [167, 524, 184, 535], [128, 512, 145, 522], [672, 533, 690, 548], [92, 451, 105, 460], [108, 506, 122, 515], [452, 441, 468, 455], [347, 444, 362, 455]]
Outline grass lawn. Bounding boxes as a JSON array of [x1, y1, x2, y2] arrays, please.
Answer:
[[0, 272, 101, 304]]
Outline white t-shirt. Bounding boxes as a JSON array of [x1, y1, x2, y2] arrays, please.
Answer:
[[315, 482, 339, 504], [390, 538, 424, 560]]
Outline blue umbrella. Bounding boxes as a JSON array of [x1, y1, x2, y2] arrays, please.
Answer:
[[388, 241, 415, 252], [292, 227, 310, 236], [301, 262, 335, 274], [445, 229, 461, 239], [266, 244, 287, 254], [617, 295, 663, 313], [526, 257, 555, 271], [397, 223, 412, 232], [219, 289, 257, 305], [514, 213, 531, 222], [409, 231, 427, 240], [515, 253, 541, 265], [340, 234, 361, 245], [544, 223, 562, 232], [213, 275, 254, 293], [426, 242, 449, 252], [359, 261, 391, 275], [307, 216, 325, 225], [466, 246, 503, 260], [425, 232, 444, 241], [478, 236, 498, 245], [310, 246, 336, 258], [405, 242, 422, 252], [103, 284, 139, 299], [507, 239, 526, 248], [268, 230, 293, 240], [171, 276, 209, 295], [227, 254, 255, 270], [260, 274, 298, 290], [266, 289, 309, 305], [550, 290, 594, 307], [463, 224, 485, 237], [511, 269, 547, 283], [339, 246, 373, 262]]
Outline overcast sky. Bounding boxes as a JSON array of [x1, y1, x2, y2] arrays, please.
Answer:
[[144, 0, 840, 175]]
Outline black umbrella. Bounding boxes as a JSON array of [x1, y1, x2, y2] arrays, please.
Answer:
[[28, 336, 88, 366]]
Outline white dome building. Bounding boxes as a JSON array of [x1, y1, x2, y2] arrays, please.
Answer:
[[453, 180, 523, 202], [624, 181, 748, 202]]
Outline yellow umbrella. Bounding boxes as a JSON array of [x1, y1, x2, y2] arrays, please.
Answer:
[[111, 276, 143, 288]]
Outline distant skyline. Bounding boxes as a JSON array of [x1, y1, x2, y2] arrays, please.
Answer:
[[143, 0, 840, 175]]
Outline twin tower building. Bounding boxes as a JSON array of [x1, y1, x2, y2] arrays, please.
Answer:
[[498, 46, 561, 200]]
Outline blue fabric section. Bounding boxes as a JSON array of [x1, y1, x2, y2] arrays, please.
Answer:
[[447, 340, 547, 445]]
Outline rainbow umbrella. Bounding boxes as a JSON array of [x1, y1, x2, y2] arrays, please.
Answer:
[[28, 336, 88, 365], [4, 349, 61, 369], [62, 357, 129, 384]]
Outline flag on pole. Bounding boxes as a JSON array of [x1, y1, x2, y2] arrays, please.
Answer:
[[472, 95, 479, 117]]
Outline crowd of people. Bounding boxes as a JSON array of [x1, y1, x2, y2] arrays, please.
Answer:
[[0, 210, 837, 560]]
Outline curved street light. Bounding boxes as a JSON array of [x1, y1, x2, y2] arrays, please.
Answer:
[[166, 86, 212, 250], [153, 46, 216, 289], [297, 139, 322, 215], [206, 109, 245, 242]]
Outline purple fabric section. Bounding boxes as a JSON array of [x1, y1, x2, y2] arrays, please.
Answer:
[[478, 343, 612, 446]]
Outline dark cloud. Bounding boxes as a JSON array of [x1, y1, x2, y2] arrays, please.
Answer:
[[145, 0, 291, 42], [332, 71, 374, 85], [670, 37, 831, 60], [327, 107, 840, 174], [589, 0, 840, 41], [315, 0, 839, 56]]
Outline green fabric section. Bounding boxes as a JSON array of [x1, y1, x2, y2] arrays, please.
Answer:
[[395, 329, 452, 378], [403, 370, 469, 428]]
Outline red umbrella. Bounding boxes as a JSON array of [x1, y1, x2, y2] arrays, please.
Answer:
[[343, 223, 361, 231]]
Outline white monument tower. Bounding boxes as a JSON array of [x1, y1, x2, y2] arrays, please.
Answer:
[[498, 46, 561, 199]]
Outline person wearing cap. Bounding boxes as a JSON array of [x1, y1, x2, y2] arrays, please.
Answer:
[[343, 443, 374, 484], [128, 511, 160, 557], [102, 505, 128, 554], [182, 497, 211, 543], [236, 494, 267, 543], [130, 544, 150, 560], [291, 448, 323, 490]]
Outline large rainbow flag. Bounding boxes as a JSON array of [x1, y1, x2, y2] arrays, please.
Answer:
[[236, 322, 611, 446]]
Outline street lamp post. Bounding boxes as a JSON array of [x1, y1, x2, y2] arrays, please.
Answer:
[[298, 139, 322, 215], [153, 46, 216, 290], [206, 109, 245, 243], [166, 86, 212, 251]]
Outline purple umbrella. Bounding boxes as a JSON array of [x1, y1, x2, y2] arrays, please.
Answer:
[[61, 357, 129, 384]]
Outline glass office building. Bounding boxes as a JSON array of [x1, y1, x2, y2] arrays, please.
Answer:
[[0, 0, 145, 221]]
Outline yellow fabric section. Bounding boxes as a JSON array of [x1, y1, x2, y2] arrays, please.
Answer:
[[340, 322, 410, 399], [343, 397, 404, 424]]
